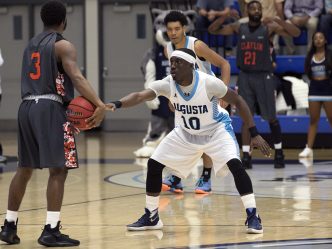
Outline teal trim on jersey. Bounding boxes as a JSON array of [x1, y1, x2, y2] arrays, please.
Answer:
[[212, 97, 240, 156], [185, 36, 189, 48], [212, 97, 232, 124], [176, 70, 199, 101]]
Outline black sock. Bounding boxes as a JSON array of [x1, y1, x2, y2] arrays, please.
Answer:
[[172, 175, 181, 184], [201, 167, 212, 181]]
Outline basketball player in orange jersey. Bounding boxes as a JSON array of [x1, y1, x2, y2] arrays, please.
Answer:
[[162, 10, 232, 194], [0, 1, 106, 247]]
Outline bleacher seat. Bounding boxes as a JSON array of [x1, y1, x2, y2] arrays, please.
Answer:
[[231, 115, 331, 134], [221, 55, 306, 75]]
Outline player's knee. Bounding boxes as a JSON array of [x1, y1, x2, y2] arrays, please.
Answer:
[[147, 158, 165, 176], [227, 158, 245, 175]]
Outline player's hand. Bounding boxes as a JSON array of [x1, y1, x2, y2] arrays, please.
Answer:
[[105, 103, 116, 111], [86, 105, 106, 128], [250, 135, 272, 157]]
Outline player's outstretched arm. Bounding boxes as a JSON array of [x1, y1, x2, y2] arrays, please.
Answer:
[[107, 89, 157, 111], [56, 40, 106, 128], [221, 88, 272, 157]]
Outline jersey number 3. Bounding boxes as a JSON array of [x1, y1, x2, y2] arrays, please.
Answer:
[[244, 51, 256, 65], [30, 52, 41, 80]]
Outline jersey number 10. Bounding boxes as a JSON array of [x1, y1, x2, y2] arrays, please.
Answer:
[[181, 116, 200, 130]]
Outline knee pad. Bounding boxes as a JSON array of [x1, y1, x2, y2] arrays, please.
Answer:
[[227, 159, 253, 195], [146, 158, 165, 193]]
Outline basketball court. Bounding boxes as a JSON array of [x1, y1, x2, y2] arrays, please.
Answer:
[[0, 131, 331, 249]]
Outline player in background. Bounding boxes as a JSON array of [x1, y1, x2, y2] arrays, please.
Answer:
[[209, 0, 300, 169], [162, 10, 232, 194]]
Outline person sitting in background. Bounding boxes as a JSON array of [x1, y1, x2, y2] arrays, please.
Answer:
[[299, 31, 332, 158], [319, 0, 332, 43], [283, 0, 323, 54], [195, 0, 235, 56]]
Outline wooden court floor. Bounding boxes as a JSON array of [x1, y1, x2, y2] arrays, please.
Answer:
[[0, 131, 331, 249]]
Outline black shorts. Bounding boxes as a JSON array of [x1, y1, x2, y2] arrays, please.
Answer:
[[237, 71, 277, 121], [18, 99, 78, 169]]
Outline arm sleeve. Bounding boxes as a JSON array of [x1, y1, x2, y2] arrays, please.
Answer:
[[284, 0, 294, 19], [205, 75, 228, 100], [148, 75, 172, 99], [309, 1, 323, 17]]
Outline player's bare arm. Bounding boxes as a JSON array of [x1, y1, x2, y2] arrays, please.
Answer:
[[107, 89, 157, 111], [268, 17, 301, 37], [221, 88, 271, 157], [194, 40, 231, 85], [208, 20, 240, 35], [55, 40, 106, 128]]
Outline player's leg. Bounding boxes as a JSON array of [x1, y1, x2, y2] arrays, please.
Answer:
[[37, 167, 79, 247], [127, 158, 165, 231], [238, 72, 256, 169], [36, 101, 79, 247], [227, 158, 263, 234], [0, 102, 36, 245], [256, 73, 285, 168], [194, 153, 212, 194], [299, 101, 322, 158]]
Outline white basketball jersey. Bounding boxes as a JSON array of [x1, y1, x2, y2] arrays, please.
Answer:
[[169, 70, 231, 135], [166, 36, 214, 75]]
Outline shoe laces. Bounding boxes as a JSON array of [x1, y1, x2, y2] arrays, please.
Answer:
[[245, 214, 261, 226], [136, 212, 150, 224], [195, 177, 205, 187]]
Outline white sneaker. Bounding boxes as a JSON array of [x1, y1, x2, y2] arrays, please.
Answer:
[[299, 147, 313, 158]]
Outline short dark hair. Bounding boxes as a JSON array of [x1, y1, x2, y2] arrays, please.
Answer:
[[40, 0, 67, 27], [175, 48, 196, 59], [247, 0, 262, 8], [164, 10, 188, 26]]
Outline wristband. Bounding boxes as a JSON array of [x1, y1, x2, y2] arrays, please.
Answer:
[[111, 100, 122, 109], [249, 126, 259, 138]]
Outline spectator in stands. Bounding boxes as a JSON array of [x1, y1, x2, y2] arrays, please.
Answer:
[[319, 0, 332, 43], [299, 31, 332, 158], [195, 0, 235, 56], [283, 0, 323, 54]]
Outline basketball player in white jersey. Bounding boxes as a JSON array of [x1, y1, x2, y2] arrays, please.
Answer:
[[107, 48, 271, 234], [162, 10, 232, 194]]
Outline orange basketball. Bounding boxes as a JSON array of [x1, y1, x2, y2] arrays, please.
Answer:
[[66, 96, 96, 130]]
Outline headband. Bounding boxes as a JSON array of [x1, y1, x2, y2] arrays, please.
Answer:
[[170, 50, 196, 65]]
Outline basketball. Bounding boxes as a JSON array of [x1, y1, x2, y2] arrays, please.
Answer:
[[66, 96, 96, 130]]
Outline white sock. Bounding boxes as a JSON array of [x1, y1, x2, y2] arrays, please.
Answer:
[[274, 142, 282, 150], [242, 145, 250, 153], [146, 195, 159, 214], [46, 211, 60, 228], [6, 210, 18, 224], [241, 193, 256, 209]]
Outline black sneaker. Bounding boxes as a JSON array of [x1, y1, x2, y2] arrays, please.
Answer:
[[274, 149, 285, 168], [242, 152, 252, 169], [37, 221, 80, 247], [0, 219, 20, 244], [127, 208, 163, 231]]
